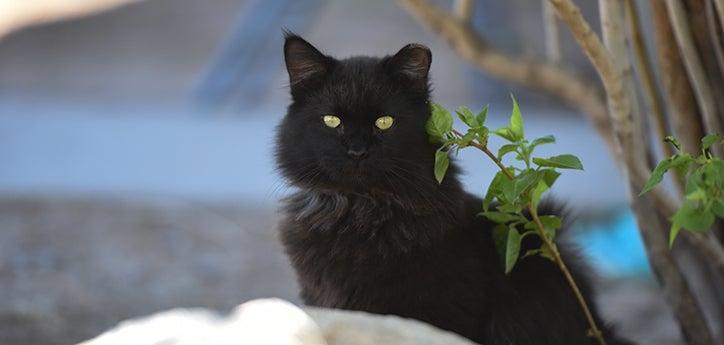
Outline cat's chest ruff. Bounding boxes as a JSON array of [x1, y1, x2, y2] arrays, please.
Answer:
[[283, 190, 451, 254], [287, 191, 404, 232]]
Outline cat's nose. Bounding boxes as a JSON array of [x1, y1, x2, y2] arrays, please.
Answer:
[[347, 148, 368, 160]]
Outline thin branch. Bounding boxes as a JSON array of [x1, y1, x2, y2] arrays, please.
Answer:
[[453, 129, 512, 177], [397, 0, 614, 153], [683, 232, 724, 278], [649, 1, 724, 284], [528, 206, 606, 344], [398, 0, 696, 280], [623, 0, 677, 165], [599, 0, 649, 170], [453, 0, 474, 22], [706, 0, 724, 83], [630, 192, 716, 345], [547, 0, 715, 344], [451, 128, 607, 345], [715, 0, 724, 36], [666, 0, 722, 157], [403, 0, 719, 273], [649, 0, 705, 157], [543, 0, 562, 63]]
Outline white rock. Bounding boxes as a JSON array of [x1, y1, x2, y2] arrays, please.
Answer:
[[304, 307, 479, 345], [79, 298, 327, 345], [80, 298, 479, 345]]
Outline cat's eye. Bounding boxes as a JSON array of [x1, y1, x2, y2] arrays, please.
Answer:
[[375, 116, 394, 130], [322, 115, 341, 128]]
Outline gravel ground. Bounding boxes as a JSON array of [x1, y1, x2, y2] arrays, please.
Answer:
[[0, 196, 682, 344]]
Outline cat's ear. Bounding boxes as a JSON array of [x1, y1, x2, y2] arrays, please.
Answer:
[[387, 43, 432, 83], [284, 34, 333, 88]]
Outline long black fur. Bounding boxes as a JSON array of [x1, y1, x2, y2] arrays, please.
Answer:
[[275, 33, 634, 345]]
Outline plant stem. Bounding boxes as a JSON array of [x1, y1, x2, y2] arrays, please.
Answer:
[[527, 206, 606, 344], [451, 129, 608, 345]]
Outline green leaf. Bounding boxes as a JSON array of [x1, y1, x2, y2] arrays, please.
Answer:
[[493, 127, 517, 142], [684, 168, 704, 195], [434, 147, 450, 184], [426, 103, 453, 143], [482, 211, 523, 224], [670, 154, 693, 177], [476, 104, 489, 126], [497, 202, 524, 214], [540, 215, 562, 240], [671, 201, 715, 232], [539, 244, 555, 261], [532, 154, 584, 170], [509, 95, 524, 141], [472, 126, 490, 144], [710, 199, 724, 218], [499, 176, 517, 203], [541, 169, 561, 187], [497, 144, 519, 160], [530, 180, 549, 210], [456, 106, 478, 128], [713, 159, 724, 183], [712, 200, 724, 218], [664, 136, 681, 151], [701, 133, 722, 150], [458, 130, 477, 147], [492, 224, 508, 264], [521, 248, 542, 260], [530, 135, 555, 149], [640, 158, 673, 195], [505, 227, 522, 274], [685, 188, 707, 201], [484, 172, 505, 211], [523, 215, 561, 240], [538, 215, 562, 230], [512, 169, 539, 199], [498, 170, 537, 204], [640, 154, 692, 195], [493, 96, 525, 143]]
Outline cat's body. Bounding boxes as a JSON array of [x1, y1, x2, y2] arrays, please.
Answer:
[[276, 33, 633, 345]]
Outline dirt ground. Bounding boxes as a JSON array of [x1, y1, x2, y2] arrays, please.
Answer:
[[0, 196, 682, 344]]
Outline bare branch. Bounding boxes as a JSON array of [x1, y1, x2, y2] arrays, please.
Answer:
[[706, 0, 724, 82], [397, 0, 614, 152], [599, 0, 649, 169], [547, 0, 715, 343], [715, 0, 724, 36], [542, 0, 562, 63], [666, 0, 722, 156], [630, 196, 716, 345], [453, 0, 474, 22], [649, 0, 705, 156], [398, 0, 686, 263], [682, 232, 724, 278], [623, 0, 672, 157], [623, 0, 684, 194]]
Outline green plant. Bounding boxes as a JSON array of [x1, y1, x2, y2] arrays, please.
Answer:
[[640, 134, 724, 246], [426, 96, 607, 345]]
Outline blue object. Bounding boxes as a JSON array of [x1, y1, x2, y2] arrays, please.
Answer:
[[194, 0, 328, 109], [573, 209, 651, 278]]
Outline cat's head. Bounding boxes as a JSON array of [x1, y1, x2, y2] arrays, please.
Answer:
[[276, 33, 455, 197]]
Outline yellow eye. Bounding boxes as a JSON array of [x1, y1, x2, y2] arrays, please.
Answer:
[[375, 116, 394, 130], [322, 115, 341, 128]]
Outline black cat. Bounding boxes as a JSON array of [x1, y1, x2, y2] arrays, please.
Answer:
[[276, 33, 633, 345]]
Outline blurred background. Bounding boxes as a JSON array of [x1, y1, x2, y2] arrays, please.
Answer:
[[0, 0, 679, 344]]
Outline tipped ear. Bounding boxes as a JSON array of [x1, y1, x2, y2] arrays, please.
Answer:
[[284, 34, 332, 87], [387, 43, 432, 81]]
